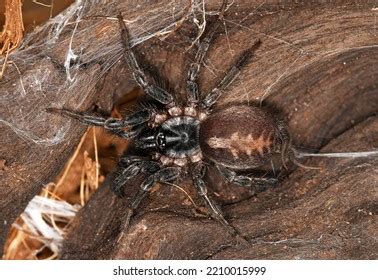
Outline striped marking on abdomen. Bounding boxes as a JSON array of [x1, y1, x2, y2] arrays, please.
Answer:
[[207, 132, 273, 159]]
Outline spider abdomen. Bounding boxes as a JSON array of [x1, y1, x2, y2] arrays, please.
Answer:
[[199, 105, 279, 170]]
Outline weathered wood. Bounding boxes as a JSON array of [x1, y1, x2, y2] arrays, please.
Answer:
[[59, 1, 377, 259], [1, 0, 377, 258], [0, 0, 118, 254]]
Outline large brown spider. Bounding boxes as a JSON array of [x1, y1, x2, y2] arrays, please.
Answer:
[[47, 1, 290, 242]]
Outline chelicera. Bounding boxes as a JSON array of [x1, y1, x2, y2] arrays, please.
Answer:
[[48, 1, 290, 242]]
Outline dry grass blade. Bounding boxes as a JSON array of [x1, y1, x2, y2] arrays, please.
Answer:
[[0, 0, 24, 78], [3, 127, 106, 259]]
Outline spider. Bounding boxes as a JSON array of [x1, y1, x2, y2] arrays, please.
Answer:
[[47, 1, 290, 242]]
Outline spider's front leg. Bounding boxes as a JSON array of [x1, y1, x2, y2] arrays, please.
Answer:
[[201, 40, 261, 109], [217, 165, 278, 193], [193, 162, 249, 245], [117, 14, 175, 107], [46, 107, 150, 138], [186, 0, 228, 105]]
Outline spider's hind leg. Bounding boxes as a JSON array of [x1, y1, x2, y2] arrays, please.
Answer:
[[193, 162, 249, 245], [121, 167, 182, 234], [217, 165, 277, 193]]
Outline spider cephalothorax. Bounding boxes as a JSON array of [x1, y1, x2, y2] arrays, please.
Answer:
[[137, 106, 205, 166], [48, 1, 290, 242]]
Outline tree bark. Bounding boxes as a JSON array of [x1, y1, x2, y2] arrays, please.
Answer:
[[1, 0, 377, 259]]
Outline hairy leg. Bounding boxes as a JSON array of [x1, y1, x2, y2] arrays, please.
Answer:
[[186, 0, 228, 105], [121, 167, 182, 233], [117, 13, 175, 106], [111, 155, 161, 197], [201, 40, 261, 109], [217, 165, 277, 193], [193, 162, 249, 245], [46, 107, 150, 138]]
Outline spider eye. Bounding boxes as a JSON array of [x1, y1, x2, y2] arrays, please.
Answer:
[[156, 133, 166, 149]]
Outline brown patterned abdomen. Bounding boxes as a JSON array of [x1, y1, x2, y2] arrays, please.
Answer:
[[199, 105, 278, 170]]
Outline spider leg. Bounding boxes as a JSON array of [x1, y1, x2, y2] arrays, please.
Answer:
[[111, 156, 161, 197], [186, 0, 228, 105], [117, 13, 175, 106], [122, 167, 182, 233], [193, 162, 249, 245], [201, 40, 261, 109], [46, 107, 150, 138], [217, 165, 277, 193], [118, 155, 151, 167]]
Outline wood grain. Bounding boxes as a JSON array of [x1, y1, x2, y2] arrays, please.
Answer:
[[1, 0, 377, 259]]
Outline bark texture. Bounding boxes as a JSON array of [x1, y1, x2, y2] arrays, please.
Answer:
[[1, 0, 377, 259]]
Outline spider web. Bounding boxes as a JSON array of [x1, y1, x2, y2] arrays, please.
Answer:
[[0, 0, 377, 158], [0, 0, 204, 147], [1, 0, 377, 258]]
